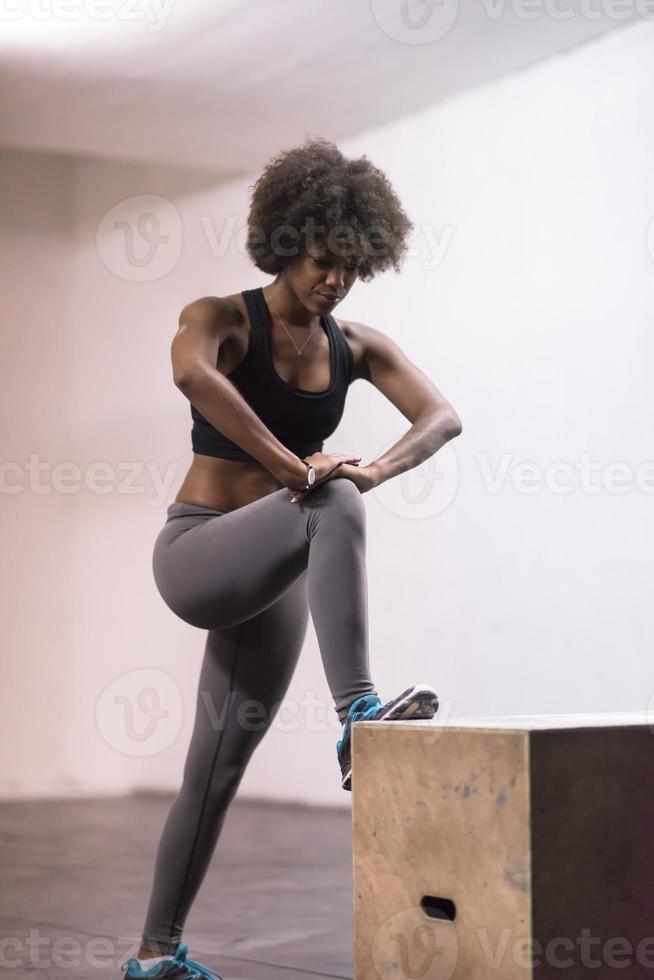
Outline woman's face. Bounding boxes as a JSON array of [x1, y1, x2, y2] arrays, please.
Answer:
[[290, 244, 359, 315]]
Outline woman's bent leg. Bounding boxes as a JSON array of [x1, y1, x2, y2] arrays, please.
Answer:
[[140, 573, 310, 954], [152, 480, 377, 721]]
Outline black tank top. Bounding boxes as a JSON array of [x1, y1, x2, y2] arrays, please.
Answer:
[[190, 286, 354, 463]]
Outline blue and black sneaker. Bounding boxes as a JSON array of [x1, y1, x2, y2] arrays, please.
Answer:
[[337, 683, 439, 791], [120, 942, 222, 979]]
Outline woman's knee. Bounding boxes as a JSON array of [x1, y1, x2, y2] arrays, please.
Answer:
[[314, 476, 366, 526], [315, 475, 363, 508], [303, 477, 365, 544]]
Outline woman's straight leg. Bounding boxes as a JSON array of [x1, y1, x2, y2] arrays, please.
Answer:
[[140, 572, 310, 954]]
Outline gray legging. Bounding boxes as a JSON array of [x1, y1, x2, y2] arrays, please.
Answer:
[[141, 476, 377, 954]]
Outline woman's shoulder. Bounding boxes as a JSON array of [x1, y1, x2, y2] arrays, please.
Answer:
[[334, 316, 361, 342], [333, 317, 369, 382], [332, 318, 402, 384], [182, 292, 245, 319], [336, 317, 399, 355], [180, 292, 249, 338]]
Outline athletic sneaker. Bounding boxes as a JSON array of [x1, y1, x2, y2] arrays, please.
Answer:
[[120, 942, 222, 979], [337, 683, 439, 791]]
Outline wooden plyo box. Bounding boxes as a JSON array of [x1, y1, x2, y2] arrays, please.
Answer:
[[351, 713, 654, 980]]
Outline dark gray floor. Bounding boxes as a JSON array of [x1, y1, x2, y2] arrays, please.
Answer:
[[0, 792, 354, 980]]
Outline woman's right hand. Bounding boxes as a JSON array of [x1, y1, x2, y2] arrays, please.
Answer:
[[286, 451, 362, 501]]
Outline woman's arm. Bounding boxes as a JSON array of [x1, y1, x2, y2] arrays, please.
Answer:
[[349, 320, 462, 489], [172, 296, 308, 487]]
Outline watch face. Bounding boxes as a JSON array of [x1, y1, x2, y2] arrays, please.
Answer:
[[308, 467, 316, 485]]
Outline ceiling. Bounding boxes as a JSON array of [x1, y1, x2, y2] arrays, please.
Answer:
[[0, 0, 640, 177]]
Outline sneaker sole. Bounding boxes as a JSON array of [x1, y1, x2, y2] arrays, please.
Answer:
[[341, 684, 439, 790], [375, 683, 440, 721]]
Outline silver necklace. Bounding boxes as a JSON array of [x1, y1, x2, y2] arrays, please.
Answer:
[[264, 288, 319, 357]]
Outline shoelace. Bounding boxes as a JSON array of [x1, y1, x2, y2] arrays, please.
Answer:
[[119, 945, 223, 980], [358, 702, 384, 720], [173, 944, 222, 980], [182, 956, 222, 980], [338, 698, 384, 751]]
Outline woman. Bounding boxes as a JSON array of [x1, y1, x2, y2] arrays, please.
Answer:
[[121, 137, 462, 980]]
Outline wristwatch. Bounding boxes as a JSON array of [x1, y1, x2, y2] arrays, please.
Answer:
[[301, 460, 316, 491]]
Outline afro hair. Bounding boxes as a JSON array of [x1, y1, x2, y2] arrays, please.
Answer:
[[245, 135, 414, 283]]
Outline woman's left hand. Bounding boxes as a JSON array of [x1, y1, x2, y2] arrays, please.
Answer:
[[289, 463, 377, 503]]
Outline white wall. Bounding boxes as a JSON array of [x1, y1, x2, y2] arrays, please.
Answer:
[[2, 21, 653, 806], [0, 152, 75, 795]]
